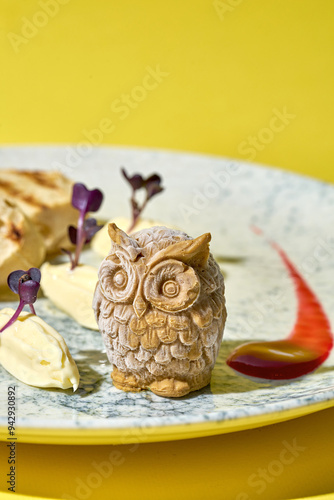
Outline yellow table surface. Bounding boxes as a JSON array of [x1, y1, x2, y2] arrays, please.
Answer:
[[0, 407, 334, 499], [1, 1, 334, 499]]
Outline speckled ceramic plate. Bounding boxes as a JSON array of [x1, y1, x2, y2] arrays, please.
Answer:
[[0, 146, 334, 445]]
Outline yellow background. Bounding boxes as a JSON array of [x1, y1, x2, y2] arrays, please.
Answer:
[[1, 0, 334, 181], [1, 1, 334, 499]]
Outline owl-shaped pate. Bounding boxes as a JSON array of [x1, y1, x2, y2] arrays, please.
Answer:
[[93, 224, 227, 397]]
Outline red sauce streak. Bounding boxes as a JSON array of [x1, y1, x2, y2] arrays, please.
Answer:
[[226, 236, 333, 380]]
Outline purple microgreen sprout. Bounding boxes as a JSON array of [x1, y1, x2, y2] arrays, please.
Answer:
[[0, 268, 41, 333], [121, 168, 164, 233], [64, 183, 104, 270]]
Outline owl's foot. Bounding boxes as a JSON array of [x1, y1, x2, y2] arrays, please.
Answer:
[[111, 367, 211, 398], [111, 367, 142, 392], [149, 378, 191, 397], [150, 371, 212, 397]]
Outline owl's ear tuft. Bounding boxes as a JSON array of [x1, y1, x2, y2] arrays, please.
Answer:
[[149, 233, 211, 269], [108, 223, 130, 246], [107, 223, 141, 261]]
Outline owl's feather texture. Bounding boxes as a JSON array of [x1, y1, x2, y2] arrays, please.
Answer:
[[93, 225, 227, 397]]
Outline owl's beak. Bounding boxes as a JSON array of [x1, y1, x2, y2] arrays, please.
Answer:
[[133, 296, 147, 318]]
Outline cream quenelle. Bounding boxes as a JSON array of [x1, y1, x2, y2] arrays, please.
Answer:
[[91, 216, 174, 257], [0, 308, 80, 390], [39, 182, 103, 330], [41, 262, 98, 330]]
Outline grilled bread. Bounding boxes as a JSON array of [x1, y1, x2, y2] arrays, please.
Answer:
[[0, 170, 77, 253], [0, 198, 46, 299]]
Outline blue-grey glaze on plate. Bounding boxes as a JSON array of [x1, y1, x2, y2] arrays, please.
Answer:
[[0, 146, 333, 432]]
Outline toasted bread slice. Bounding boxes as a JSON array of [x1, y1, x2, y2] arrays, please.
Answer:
[[0, 170, 77, 253], [0, 198, 46, 299]]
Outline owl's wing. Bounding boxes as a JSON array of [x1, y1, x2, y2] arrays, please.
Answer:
[[92, 284, 103, 323], [198, 255, 221, 293]]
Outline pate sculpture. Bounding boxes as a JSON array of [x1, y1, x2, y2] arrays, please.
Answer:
[[93, 224, 227, 397]]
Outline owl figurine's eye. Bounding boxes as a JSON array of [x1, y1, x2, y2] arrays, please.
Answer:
[[99, 255, 137, 303], [144, 259, 200, 312], [162, 280, 179, 297], [113, 270, 128, 288]]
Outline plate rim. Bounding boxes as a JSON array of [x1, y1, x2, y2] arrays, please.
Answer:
[[1, 399, 333, 445], [0, 143, 332, 187]]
